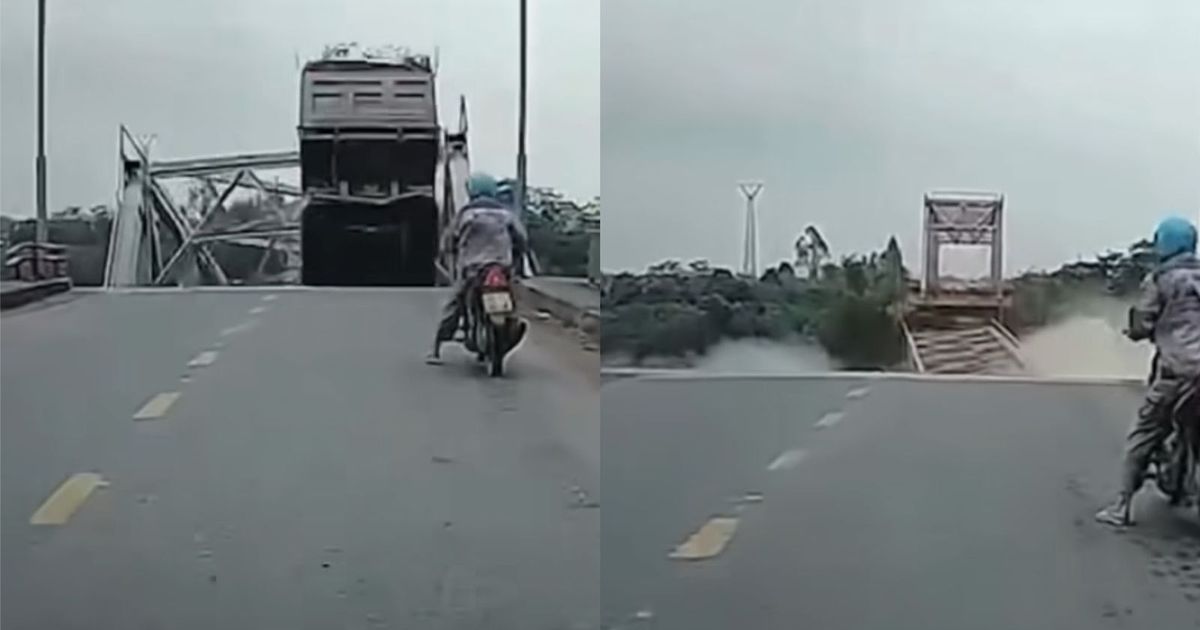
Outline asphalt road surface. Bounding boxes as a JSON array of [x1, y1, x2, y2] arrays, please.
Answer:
[[2, 288, 599, 629], [602, 375, 1200, 630]]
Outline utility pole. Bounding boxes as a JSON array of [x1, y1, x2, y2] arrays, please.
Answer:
[[35, 0, 48, 244], [515, 0, 529, 275], [739, 182, 763, 278], [515, 0, 528, 215]]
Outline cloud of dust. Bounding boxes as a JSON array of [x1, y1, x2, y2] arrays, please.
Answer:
[[693, 339, 836, 374], [1018, 296, 1153, 379], [605, 294, 1153, 379]]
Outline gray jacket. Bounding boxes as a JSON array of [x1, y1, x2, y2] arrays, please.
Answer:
[[446, 199, 529, 275], [1129, 254, 1200, 377]]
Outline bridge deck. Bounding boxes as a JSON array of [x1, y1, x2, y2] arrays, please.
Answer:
[[1, 288, 598, 628], [602, 375, 1200, 629], [904, 291, 1023, 375], [909, 324, 1025, 374]]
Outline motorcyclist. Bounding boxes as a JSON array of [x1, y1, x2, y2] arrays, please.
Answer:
[[425, 172, 529, 365], [1095, 216, 1200, 526]]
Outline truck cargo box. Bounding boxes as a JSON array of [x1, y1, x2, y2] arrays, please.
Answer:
[[298, 56, 439, 201], [297, 49, 443, 287]]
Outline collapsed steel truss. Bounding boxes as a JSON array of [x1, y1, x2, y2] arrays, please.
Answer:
[[104, 126, 303, 287], [105, 95, 535, 288]]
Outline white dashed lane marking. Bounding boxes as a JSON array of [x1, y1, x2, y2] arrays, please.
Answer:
[[249, 306, 267, 315]]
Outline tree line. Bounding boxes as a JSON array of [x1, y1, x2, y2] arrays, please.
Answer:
[[602, 227, 1158, 369], [602, 229, 909, 369]]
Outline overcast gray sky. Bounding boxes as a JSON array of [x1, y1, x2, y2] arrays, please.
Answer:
[[601, 0, 1200, 274], [0, 0, 598, 215]]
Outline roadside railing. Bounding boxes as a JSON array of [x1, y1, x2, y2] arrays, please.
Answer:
[[587, 224, 600, 285], [987, 319, 1026, 369], [900, 318, 926, 373], [5, 242, 70, 283]]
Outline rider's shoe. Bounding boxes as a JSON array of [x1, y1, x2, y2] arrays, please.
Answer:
[[424, 344, 443, 366], [1095, 494, 1133, 527]]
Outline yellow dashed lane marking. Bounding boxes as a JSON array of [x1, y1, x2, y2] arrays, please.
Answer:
[[668, 517, 740, 560], [30, 473, 108, 525], [815, 411, 845, 428], [768, 449, 807, 471], [187, 351, 219, 368], [133, 392, 181, 420]]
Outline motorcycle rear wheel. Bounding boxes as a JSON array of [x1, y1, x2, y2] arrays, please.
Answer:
[[488, 332, 505, 377]]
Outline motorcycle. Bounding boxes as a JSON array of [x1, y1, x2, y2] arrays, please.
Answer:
[[1148, 379, 1200, 514], [461, 263, 520, 377], [1127, 311, 1200, 516]]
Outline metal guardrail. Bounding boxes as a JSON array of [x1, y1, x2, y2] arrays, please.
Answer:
[[989, 318, 1022, 347], [987, 319, 1026, 369], [900, 319, 926, 373], [5, 242, 69, 282]]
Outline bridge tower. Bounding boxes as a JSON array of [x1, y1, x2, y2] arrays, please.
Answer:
[[921, 191, 1004, 298], [903, 191, 1023, 375]]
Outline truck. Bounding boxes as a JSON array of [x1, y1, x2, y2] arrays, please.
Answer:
[[298, 45, 443, 286]]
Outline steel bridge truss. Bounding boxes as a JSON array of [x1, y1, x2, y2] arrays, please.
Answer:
[[104, 125, 303, 287], [107, 96, 534, 289], [921, 191, 1005, 296]]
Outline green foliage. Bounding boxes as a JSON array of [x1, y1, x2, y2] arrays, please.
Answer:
[[511, 183, 597, 278], [523, 209, 590, 277], [816, 293, 903, 369], [601, 301, 714, 360], [602, 237, 910, 368], [1006, 238, 1157, 331], [7, 216, 111, 247]]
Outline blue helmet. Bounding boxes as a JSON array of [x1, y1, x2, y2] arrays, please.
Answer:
[[466, 172, 499, 201], [1153, 216, 1198, 262]]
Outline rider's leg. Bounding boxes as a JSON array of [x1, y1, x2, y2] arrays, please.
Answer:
[[1125, 373, 1184, 492], [1096, 372, 1181, 525], [426, 279, 468, 364]]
